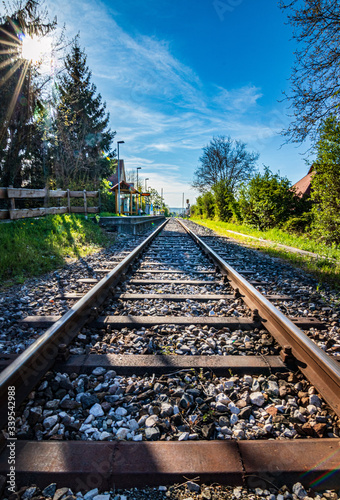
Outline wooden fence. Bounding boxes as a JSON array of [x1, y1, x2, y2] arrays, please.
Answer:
[[0, 187, 99, 221]]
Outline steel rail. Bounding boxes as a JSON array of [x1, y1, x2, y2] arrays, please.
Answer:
[[178, 219, 340, 417], [0, 219, 168, 430]]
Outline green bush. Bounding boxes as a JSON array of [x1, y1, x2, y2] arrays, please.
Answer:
[[238, 167, 310, 230], [311, 116, 340, 244], [281, 212, 313, 233], [213, 180, 234, 222]]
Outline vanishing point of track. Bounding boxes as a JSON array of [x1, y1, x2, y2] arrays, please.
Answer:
[[0, 218, 339, 492]]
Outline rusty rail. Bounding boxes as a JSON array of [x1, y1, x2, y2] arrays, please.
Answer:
[[178, 219, 340, 418], [0, 219, 168, 429]]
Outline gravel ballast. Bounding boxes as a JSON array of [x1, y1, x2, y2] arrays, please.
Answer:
[[8, 368, 338, 442]]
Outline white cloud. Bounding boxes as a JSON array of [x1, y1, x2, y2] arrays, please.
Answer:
[[148, 143, 174, 152], [213, 85, 263, 113], [45, 0, 291, 206]]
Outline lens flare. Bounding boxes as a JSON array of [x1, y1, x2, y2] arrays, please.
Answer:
[[21, 34, 51, 64]]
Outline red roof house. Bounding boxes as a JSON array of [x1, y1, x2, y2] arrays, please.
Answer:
[[293, 166, 314, 197]]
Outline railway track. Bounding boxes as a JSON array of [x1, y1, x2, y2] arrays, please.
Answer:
[[0, 218, 339, 498]]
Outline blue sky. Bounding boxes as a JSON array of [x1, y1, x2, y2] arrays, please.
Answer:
[[22, 1, 315, 205]]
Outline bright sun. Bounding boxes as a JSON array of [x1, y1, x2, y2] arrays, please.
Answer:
[[21, 34, 51, 64]]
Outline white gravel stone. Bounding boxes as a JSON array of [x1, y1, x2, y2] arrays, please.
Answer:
[[116, 428, 129, 440], [292, 482, 308, 499], [145, 415, 159, 427], [92, 367, 107, 376], [84, 489, 99, 500], [228, 402, 240, 414], [309, 394, 322, 407], [43, 415, 58, 430], [230, 414, 238, 425], [307, 404, 317, 415], [115, 407, 128, 417], [132, 434, 143, 441], [266, 380, 279, 396], [263, 424, 272, 433], [233, 429, 245, 439], [99, 431, 112, 441], [128, 419, 139, 431], [224, 379, 234, 390], [249, 392, 265, 406], [161, 402, 173, 416], [178, 432, 189, 441], [90, 404, 104, 417], [294, 410, 306, 423]]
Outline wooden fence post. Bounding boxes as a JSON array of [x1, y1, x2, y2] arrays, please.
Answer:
[[83, 190, 87, 219], [8, 185, 15, 219], [67, 189, 71, 214]]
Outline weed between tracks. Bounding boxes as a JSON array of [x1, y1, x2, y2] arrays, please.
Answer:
[[0, 214, 111, 287], [190, 218, 340, 289]]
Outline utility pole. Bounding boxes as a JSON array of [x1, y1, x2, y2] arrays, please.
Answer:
[[117, 140, 125, 216], [136, 167, 141, 214]]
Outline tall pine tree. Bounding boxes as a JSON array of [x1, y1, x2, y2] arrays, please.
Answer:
[[53, 39, 115, 188]]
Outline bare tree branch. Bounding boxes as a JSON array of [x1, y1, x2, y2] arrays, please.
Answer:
[[192, 136, 259, 193], [280, 0, 340, 144]]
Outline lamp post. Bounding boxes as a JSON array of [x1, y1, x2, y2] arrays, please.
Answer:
[[117, 140, 125, 216], [136, 167, 141, 214], [145, 178, 149, 214]]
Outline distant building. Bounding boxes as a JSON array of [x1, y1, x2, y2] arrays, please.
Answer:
[[107, 160, 141, 215], [293, 166, 314, 197], [107, 159, 126, 186]]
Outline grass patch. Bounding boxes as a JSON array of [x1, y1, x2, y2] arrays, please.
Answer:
[[190, 217, 340, 288], [0, 214, 111, 286]]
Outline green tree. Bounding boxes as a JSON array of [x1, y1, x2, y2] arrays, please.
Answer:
[[201, 191, 215, 219], [0, 0, 56, 187], [311, 116, 340, 244], [53, 38, 115, 188], [148, 188, 163, 209], [212, 179, 235, 222], [238, 167, 303, 230]]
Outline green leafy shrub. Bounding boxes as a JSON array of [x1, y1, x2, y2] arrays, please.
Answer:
[[281, 212, 313, 234], [238, 167, 309, 230], [311, 116, 340, 244]]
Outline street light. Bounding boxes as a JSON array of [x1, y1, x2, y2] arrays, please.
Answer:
[[117, 140, 125, 216], [136, 167, 141, 214], [145, 178, 149, 215]]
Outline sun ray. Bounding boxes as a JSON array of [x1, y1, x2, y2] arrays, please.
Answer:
[[0, 59, 23, 88], [0, 25, 21, 44], [0, 57, 18, 71], [0, 49, 17, 55], [0, 60, 29, 142], [0, 38, 20, 48]]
